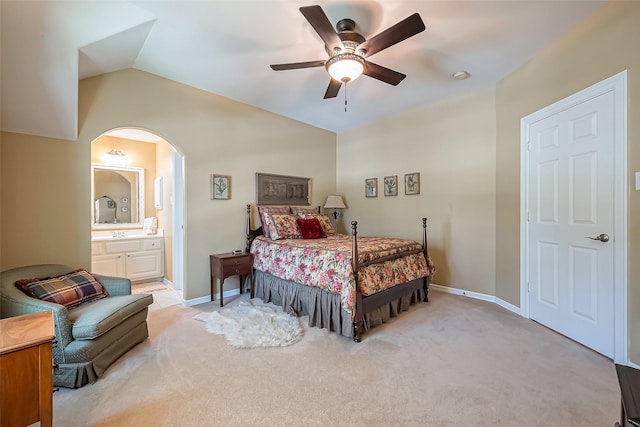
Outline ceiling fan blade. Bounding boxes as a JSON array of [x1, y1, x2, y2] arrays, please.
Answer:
[[270, 60, 326, 71], [323, 79, 342, 99], [358, 13, 425, 58], [299, 5, 345, 53], [364, 62, 406, 86]]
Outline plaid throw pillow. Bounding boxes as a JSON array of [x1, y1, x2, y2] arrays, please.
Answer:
[[15, 269, 109, 309]]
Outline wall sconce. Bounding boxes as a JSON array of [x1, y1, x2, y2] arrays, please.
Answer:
[[104, 149, 127, 165], [324, 194, 346, 224]]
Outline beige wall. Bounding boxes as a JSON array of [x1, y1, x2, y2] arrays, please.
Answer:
[[495, 2, 640, 361], [337, 87, 497, 296], [1, 132, 90, 268], [77, 69, 336, 300]]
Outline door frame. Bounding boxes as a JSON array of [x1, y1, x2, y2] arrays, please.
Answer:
[[519, 70, 628, 363], [172, 150, 185, 291]]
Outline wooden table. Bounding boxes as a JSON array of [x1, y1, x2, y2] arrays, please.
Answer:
[[616, 364, 640, 427], [0, 311, 54, 427], [210, 252, 254, 307]]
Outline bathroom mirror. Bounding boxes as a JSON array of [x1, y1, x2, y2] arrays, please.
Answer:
[[91, 164, 145, 228]]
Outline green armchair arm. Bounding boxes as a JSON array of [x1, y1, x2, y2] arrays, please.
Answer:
[[94, 274, 131, 296], [0, 286, 74, 357]]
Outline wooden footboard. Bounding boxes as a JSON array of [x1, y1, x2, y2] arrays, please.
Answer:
[[350, 219, 430, 342]]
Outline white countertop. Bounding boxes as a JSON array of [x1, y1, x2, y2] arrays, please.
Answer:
[[92, 229, 164, 241]]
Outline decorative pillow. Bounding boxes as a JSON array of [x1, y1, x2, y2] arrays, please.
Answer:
[[265, 213, 302, 240], [296, 218, 326, 239], [15, 269, 109, 309], [299, 213, 336, 235], [290, 206, 319, 215], [257, 206, 291, 237]]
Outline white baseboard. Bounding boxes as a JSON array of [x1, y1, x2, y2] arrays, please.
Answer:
[[162, 277, 175, 289], [429, 283, 521, 315], [183, 288, 241, 307], [184, 283, 521, 313]]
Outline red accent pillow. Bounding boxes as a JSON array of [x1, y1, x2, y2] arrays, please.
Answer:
[[296, 218, 327, 239]]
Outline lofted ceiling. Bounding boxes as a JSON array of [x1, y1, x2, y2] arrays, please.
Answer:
[[0, 1, 608, 141]]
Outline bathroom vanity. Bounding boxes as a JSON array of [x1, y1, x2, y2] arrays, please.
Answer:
[[91, 231, 164, 282]]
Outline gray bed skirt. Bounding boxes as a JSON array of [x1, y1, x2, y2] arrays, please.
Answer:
[[254, 270, 426, 339]]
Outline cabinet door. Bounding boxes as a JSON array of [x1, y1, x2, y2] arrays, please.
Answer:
[[92, 254, 125, 277], [126, 250, 163, 281]]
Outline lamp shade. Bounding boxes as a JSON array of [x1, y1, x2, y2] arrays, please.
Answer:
[[324, 195, 346, 209]]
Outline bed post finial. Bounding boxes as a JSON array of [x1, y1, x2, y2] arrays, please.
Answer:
[[422, 217, 429, 258]]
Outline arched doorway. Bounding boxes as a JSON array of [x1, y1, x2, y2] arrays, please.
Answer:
[[90, 127, 185, 292]]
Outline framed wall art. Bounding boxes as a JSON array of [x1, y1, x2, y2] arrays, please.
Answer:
[[404, 172, 420, 195], [211, 174, 231, 200], [365, 178, 377, 198], [384, 175, 398, 196], [256, 173, 310, 205]]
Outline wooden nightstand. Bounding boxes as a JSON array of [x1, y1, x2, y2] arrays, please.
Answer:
[[210, 252, 254, 307]]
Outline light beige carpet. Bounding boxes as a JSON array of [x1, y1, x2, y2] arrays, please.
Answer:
[[53, 291, 620, 426]]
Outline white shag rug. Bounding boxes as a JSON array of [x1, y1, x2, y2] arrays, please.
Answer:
[[194, 299, 303, 348]]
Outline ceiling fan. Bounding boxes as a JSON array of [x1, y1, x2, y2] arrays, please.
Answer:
[[270, 5, 426, 99]]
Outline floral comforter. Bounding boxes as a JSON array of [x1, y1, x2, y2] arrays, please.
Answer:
[[250, 234, 430, 317]]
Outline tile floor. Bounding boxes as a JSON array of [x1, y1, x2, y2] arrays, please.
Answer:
[[132, 281, 183, 310]]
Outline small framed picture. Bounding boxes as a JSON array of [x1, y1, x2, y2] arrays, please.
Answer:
[[211, 174, 231, 200], [384, 175, 398, 196], [121, 197, 129, 204], [365, 178, 378, 198], [404, 172, 420, 195], [121, 206, 129, 212]]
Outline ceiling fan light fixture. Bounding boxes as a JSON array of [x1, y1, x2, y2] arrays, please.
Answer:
[[326, 53, 365, 83]]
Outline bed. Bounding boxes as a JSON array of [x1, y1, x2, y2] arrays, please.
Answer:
[[245, 204, 434, 342]]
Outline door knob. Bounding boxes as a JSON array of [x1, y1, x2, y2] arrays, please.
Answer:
[[585, 233, 610, 242]]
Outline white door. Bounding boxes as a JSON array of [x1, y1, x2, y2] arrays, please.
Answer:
[[527, 91, 616, 358]]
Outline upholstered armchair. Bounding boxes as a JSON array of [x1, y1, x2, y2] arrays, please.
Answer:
[[0, 264, 153, 388]]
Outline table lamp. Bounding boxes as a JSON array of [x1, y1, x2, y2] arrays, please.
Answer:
[[324, 195, 346, 225]]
